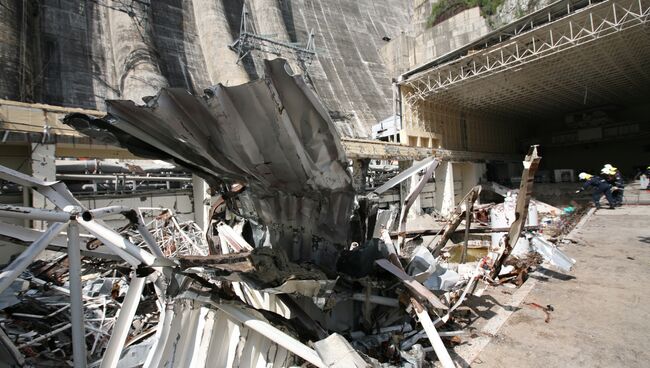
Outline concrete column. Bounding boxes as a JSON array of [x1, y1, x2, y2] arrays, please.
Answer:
[[409, 159, 424, 216], [107, 0, 168, 102], [398, 160, 412, 209], [30, 143, 55, 230], [249, 0, 301, 71], [192, 0, 250, 86], [460, 162, 486, 193], [192, 175, 210, 233], [250, 0, 291, 43], [435, 161, 455, 218], [351, 159, 369, 193]]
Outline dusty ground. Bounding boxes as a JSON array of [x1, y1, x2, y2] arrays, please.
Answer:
[[471, 205, 650, 367]]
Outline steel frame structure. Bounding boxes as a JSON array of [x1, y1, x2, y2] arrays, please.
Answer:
[[229, 4, 316, 72], [0, 164, 330, 368], [0, 165, 169, 368], [401, 0, 650, 105], [132, 207, 209, 257]]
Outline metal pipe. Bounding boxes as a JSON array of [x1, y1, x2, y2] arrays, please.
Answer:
[[83, 206, 165, 258], [100, 275, 146, 368], [78, 218, 156, 266], [84, 206, 130, 220], [135, 221, 165, 258], [461, 198, 471, 264], [389, 225, 540, 239], [0, 222, 68, 294], [373, 156, 438, 195], [67, 221, 87, 368], [57, 174, 191, 182], [17, 323, 72, 349], [351, 293, 399, 307], [0, 204, 71, 222]]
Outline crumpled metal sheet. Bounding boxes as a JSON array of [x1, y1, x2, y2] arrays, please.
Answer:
[[64, 58, 354, 268]]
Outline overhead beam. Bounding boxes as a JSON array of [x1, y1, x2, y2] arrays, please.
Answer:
[[1, 100, 521, 163]]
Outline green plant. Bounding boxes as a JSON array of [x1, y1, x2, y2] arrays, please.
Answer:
[[426, 0, 506, 28]]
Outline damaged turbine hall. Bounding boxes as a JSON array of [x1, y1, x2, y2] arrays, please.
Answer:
[[0, 59, 577, 367]]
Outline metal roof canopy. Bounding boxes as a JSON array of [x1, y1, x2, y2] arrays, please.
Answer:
[[400, 0, 650, 120]]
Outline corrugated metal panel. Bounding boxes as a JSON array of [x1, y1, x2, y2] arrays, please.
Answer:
[[232, 282, 292, 319], [151, 299, 294, 368], [64, 58, 354, 269]]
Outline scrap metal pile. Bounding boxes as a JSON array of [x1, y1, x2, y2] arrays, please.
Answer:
[[0, 59, 575, 367]]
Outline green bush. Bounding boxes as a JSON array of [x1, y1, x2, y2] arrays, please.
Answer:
[[426, 0, 505, 28]]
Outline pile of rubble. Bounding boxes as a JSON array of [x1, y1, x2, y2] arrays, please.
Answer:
[[0, 207, 207, 366], [0, 59, 577, 367]]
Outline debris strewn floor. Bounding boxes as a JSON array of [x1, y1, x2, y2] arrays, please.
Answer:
[[475, 206, 650, 368], [0, 59, 584, 367]]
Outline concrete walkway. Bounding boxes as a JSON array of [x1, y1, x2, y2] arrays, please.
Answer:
[[474, 205, 650, 367]]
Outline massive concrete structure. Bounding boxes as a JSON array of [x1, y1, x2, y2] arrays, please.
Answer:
[[0, 0, 413, 136]]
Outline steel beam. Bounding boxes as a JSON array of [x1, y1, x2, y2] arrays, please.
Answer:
[[100, 275, 146, 368], [67, 220, 87, 368], [0, 204, 71, 222], [0, 222, 68, 294]]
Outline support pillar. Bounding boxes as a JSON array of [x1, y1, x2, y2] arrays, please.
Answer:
[[100, 274, 146, 368], [460, 162, 487, 194], [192, 175, 210, 233], [409, 159, 425, 216], [67, 220, 87, 368], [30, 143, 55, 230], [435, 161, 455, 217], [351, 159, 369, 193]]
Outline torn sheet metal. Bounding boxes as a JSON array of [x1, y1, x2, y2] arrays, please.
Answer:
[[397, 159, 439, 252], [314, 333, 370, 367], [231, 282, 293, 319], [490, 146, 541, 278], [530, 236, 576, 272], [407, 246, 460, 291], [410, 298, 455, 368], [217, 222, 254, 252], [0, 326, 24, 366], [372, 156, 438, 195], [375, 259, 448, 310], [372, 207, 397, 238], [64, 58, 354, 269], [432, 185, 481, 255]]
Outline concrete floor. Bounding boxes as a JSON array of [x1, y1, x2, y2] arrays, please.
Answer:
[[473, 205, 650, 367]]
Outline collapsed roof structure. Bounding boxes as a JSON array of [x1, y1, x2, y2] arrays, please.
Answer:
[[65, 59, 354, 271], [0, 58, 577, 367]]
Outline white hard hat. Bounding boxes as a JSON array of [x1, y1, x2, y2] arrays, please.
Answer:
[[578, 172, 592, 180], [603, 164, 613, 170]]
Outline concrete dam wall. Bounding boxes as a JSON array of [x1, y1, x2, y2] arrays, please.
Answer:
[[0, 0, 411, 136]]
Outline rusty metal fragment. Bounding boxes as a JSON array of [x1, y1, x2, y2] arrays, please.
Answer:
[[490, 145, 541, 278], [431, 185, 482, 255]]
